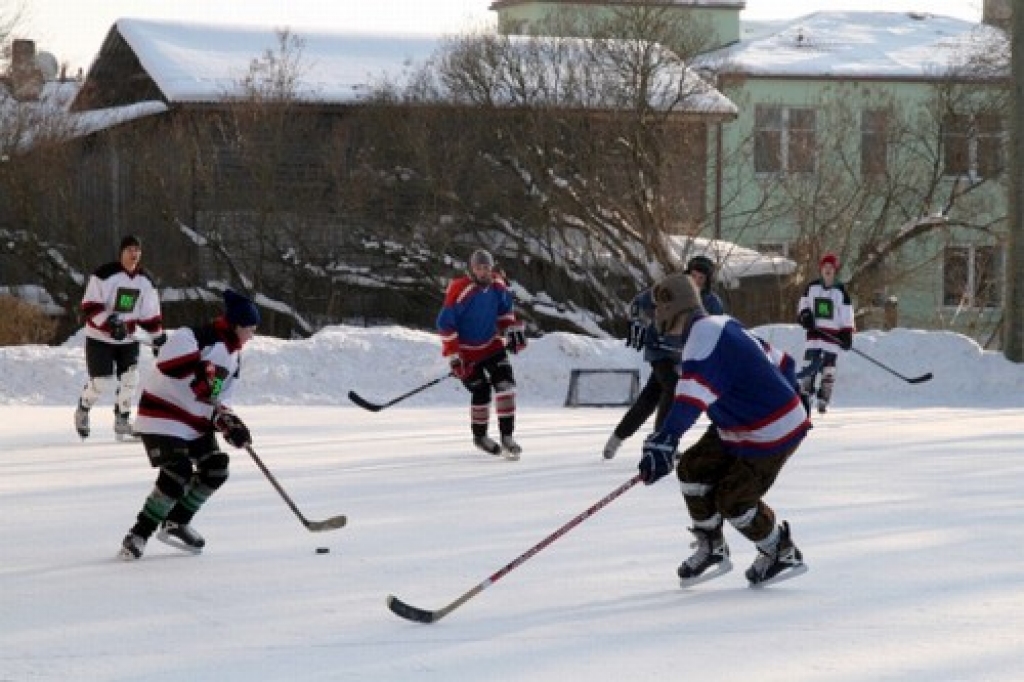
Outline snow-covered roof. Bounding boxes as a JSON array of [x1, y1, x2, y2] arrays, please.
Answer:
[[670, 235, 796, 288], [441, 34, 737, 115], [72, 101, 168, 137], [701, 11, 1007, 80], [74, 17, 734, 116], [111, 18, 444, 104]]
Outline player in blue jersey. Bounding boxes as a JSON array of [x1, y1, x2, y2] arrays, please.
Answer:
[[603, 255, 725, 460], [437, 249, 527, 460], [637, 273, 812, 587]]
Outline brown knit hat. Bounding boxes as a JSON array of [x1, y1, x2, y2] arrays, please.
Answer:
[[653, 273, 705, 334]]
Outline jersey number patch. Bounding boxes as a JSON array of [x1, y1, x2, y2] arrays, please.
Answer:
[[813, 297, 835, 320], [114, 287, 141, 313]]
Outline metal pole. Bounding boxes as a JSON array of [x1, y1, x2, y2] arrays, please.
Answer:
[[1003, 4, 1024, 360]]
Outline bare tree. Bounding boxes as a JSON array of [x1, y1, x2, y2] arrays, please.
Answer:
[[357, 5, 729, 331]]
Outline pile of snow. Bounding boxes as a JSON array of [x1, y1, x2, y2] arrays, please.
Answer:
[[2, 323, 1022, 409]]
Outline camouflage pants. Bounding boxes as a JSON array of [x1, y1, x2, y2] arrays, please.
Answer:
[[675, 426, 798, 543]]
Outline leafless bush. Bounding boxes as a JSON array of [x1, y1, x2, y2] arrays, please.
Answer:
[[0, 295, 58, 345]]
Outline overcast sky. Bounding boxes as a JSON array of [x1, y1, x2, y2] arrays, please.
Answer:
[[19, 0, 984, 74]]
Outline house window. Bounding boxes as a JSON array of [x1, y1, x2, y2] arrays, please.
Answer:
[[943, 244, 1002, 308], [861, 109, 888, 177], [754, 105, 816, 174], [942, 113, 1004, 180]]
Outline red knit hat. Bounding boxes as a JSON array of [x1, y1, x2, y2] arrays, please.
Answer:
[[819, 253, 839, 270]]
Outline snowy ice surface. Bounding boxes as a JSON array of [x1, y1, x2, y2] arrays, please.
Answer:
[[2, 323, 1023, 681]]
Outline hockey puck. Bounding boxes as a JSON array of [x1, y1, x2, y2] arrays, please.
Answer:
[[316, 547, 330, 554]]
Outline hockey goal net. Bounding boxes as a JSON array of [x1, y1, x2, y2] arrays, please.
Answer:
[[564, 368, 640, 407]]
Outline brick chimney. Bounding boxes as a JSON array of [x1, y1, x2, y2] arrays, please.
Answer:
[[983, 0, 1011, 30], [10, 38, 44, 101]]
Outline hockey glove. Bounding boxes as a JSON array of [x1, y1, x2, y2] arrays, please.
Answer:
[[505, 324, 527, 354], [151, 332, 168, 357], [639, 431, 679, 485], [190, 361, 223, 402], [837, 330, 853, 351], [108, 315, 129, 341], [449, 356, 472, 380], [213, 406, 250, 448], [798, 309, 816, 331], [626, 320, 647, 351]]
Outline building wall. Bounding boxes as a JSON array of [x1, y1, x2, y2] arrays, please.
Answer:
[[712, 76, 1008, 340], [492, 0, 741, 52]]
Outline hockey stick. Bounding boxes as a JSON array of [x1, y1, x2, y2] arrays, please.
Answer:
[[816, 329, 932, 384], [387, 473, 643, 624], [348, 373, 452, 412], [245, 444, 347, 531]]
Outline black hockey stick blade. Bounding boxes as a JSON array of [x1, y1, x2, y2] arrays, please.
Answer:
[[385, 474, 643, 624], [348, 373, 452, 413], [246, 444, 347, 533], [347, 390, 385, 412], [305, 515, 348, 531], [386, 595, 440, 623], [907, 372, 933, 384]]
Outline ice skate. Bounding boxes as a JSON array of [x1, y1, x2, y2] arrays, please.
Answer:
[[118, 532, 146, 560], [114, 411, 139, 441], [677, 526, 732, 587], [74, 402, 90, 439], [746, 521, 808, 587], [500, 434, 521, 461], [473, 435, 502, 455], [156, 521, 205, 554]]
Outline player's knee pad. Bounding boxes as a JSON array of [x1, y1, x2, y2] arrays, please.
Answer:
[[80, 375, 115, 408], [115, 365, 140, 413], [195, 450, 230, 489], [469, 382, 492, 402]]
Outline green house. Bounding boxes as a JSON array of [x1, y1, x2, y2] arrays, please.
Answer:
[[491, 1, 1012, 343]]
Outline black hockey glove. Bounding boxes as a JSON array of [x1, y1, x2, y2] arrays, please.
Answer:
[[626, 320, 647, 351], [213, 406, 251, 448], [798, 309, 815, 331], [505, 324, 527, 354], [837, 330, 853, 351], [639, 431, 678, 485], [151, 332, 168, 357], [108, 315, 129, 341], [449, 356, 472, 380]]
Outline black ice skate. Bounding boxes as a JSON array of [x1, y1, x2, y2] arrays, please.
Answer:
[[156, 521, 206, 554], [473, 435, 502, 456], [678, 526, 732, 587], [118, 532, 146, 560], [500, 434, 521, 461], [746, 521, 808, 587]]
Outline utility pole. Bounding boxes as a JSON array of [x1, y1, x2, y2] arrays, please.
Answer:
[[1004, 3, 1024, 361]]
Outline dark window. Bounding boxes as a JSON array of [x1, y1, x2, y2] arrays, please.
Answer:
[[943, 113, 1003, 180], [861, 109, 888, 177], [754, 105, 815, 174]]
